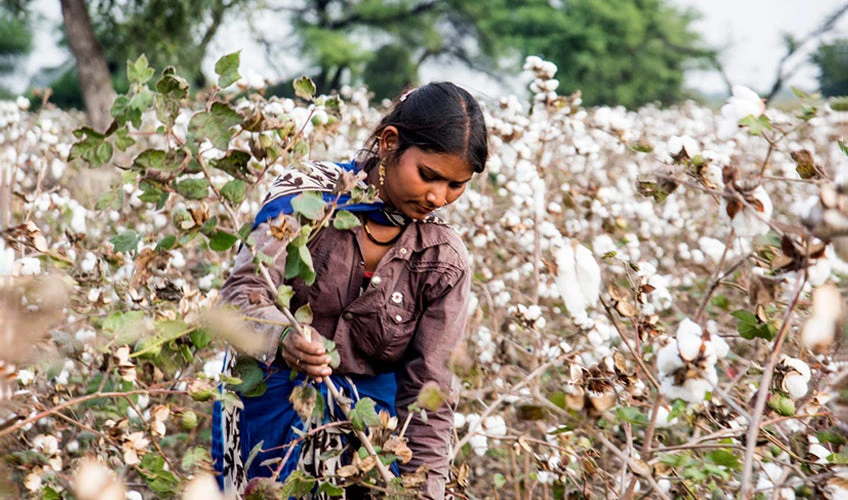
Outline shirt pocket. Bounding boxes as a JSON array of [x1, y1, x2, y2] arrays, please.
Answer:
[[374, 300, 418, 363]]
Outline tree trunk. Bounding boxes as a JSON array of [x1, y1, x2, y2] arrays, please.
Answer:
[[60, 0, 115, 131]]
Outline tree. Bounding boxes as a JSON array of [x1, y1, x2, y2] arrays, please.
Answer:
[[270, 0, 491, 99], [477, 0, 713, 108], [0, 2, 33, 98], [60, 0, 115, 130], [812, 39, 848, 97]]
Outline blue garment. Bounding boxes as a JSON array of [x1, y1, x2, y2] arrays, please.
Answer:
[[212, 365, 397, 485], [253, 160, 402, 229]]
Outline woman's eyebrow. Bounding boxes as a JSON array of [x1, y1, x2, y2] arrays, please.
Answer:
[[421, 164, 473, 183]]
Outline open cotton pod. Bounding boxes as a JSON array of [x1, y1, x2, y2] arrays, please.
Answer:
[[775, 355, 812, 400], [800, 283, 844, 353], [801, 182, 848, 261]]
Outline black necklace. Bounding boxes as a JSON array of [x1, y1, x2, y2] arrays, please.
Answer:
[[363, 219, 403, 246]]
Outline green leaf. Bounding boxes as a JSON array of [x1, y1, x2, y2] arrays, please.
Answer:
[[291, 191, 326, 220], [616, 406, 649, 426], [180, 446, 211, 471], [280, 470, 317, 497], [208, 231, 239, 252], [739, 114, 773, 135], [839, 140, 848, 158], [95, 190, 121, 211], [293, 76, 317, 100], [276, 284, 294, 309], [156, 67, 190, 98], [321, 337, 340, 369], [705, 449, 741, 470], [317, 481, 345, 497], [295, 304, 313, 325], [818, 428, 848, 446], [200, 216, 218, 236], [493, 473, 506, 489], [129, 88, 153, 112], [69, 127, 113, 168], [333, 210, 361, 230], [790, 86, 809, 99], [187, 102, 242, 150], [215, 51, 242, 89], [41, 486, 60, 500], [175, 178, 210, 200], [548, 391, 566, 409], [830, 96, 848, 111], [243, 440, 265, 472], [416, 381, 446, 411], [139, 453, 180, 496], [127, 54, 155, 85], [230, 356, 266, 396], [731, 309, 775, 340], [189, 328, 211, 349], [348, 397, 381, 432], [133, 149, 186, 171], [115, 127, 136, 151], [210, 150, 253, 180], [221, 179, 246, 204], [110, 230, 141, 254], [668, 399, 687, 420], [284, 239, 316, 284], [138, 182, 169, 209], [629, 142, 654, 153], [155, 235, 177, 251]]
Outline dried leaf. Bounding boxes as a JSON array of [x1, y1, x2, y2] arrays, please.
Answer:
[[615, 300, 637, 318]]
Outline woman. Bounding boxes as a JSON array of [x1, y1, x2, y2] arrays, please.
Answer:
[[213, 82, 488, 499]]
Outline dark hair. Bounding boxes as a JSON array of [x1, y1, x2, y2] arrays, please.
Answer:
[[360, 82, 488, 174]]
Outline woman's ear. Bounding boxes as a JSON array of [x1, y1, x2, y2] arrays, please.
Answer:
[[379, 126, 399, 156]]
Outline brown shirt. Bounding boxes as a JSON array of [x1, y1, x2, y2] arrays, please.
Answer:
[[220, 214, 471, 499]]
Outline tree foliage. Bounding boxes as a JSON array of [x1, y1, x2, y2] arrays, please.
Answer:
[[0, 4, 32, 96], [812, 38, 848, 97], [479, 0, 713, 108]]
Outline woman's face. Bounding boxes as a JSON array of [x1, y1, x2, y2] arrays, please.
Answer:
[[380, 145, 475, 220]]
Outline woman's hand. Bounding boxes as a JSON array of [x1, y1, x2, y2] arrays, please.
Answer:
[[279, 326, 333, 383]]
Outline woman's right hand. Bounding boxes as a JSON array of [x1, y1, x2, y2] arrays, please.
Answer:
[[279, 326, 333, 383]]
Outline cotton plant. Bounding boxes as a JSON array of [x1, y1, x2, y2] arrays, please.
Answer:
[[4, 51, 848, 498], [656, 318, 730, 404]]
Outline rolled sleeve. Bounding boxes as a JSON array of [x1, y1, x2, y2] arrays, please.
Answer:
[[219, 220, 297, 362]]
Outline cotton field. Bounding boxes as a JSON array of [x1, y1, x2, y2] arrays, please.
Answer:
[[1, 56, 848, 498]]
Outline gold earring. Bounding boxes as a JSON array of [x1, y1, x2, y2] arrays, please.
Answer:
[[378, 160, 386, 187]]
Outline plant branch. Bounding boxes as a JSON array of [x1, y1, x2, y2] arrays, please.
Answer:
[[738, 268, 807, 498]]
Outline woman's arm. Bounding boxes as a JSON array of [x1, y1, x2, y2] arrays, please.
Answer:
[[395, 262, 471, 500]]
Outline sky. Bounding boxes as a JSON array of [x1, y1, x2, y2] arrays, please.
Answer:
[[12, 0, 848, 99]]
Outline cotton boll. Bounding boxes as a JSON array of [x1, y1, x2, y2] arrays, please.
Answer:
[[809, 443, 831, 464], [782, 373, 809, 400], [725, 185, 773, 237], [656, 343, 684, 376], [653, 405, 678, 428], [676, 319, 703, 362], [15, 257, 41, 276]]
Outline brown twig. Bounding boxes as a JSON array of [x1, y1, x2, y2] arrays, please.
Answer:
[[738, 268, 807, 498]]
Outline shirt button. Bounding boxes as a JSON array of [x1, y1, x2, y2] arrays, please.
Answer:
[[399, 248, 407, 255], [343, 312, 353, 320], [371, 276, 382, 286], [394, 314, 403, 323], [391, 292, 403, 304]]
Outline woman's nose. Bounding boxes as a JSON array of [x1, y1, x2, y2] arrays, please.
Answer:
[[426, 189, 446, 207]]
